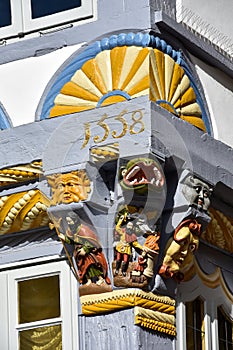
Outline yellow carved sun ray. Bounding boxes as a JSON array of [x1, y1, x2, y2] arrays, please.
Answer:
[[164, 54, 175, 100], [170, 74, 190, 106], [71, 69, 102, 97], [127, 76, 149, 98], [180, 115, 206, 131], [173, 86, 196, 109], [50, 105, 93, 118], [81, 58, 108, 95], [60, 81, 100, 102], [54, 95, 97, 108], [49, 45, 206, 131], [150, 49, 164, 99], [111, 46, 127, 90], [120, 47, 150, 92], [95, 50, 112, 92]]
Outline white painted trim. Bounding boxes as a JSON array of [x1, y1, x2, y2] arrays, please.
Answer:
[[204, 301, 212, 350], [176, 300, 187, 350], [16, 317, 62, 331], [0, 254, 65, 271], [211, 305, 219, 350], [0, 273, 9, 350], [70, 265, 80, 350]]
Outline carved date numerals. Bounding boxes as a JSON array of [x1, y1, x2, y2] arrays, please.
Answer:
[[81, 109, 145, 149]]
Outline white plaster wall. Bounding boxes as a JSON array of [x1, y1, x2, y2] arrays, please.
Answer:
[[177, 0, 233, 57], [0, 44, 82, 127], [191, 54, 233, 148], [177, 0, 233, 40]]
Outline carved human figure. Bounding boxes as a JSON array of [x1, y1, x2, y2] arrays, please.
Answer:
[[131, 216, 160, 280], [47, 170, 91, 205], [114, 213, 143, 276], [114, 156, 166, 288], [159, 219, 201, 282], [182, 175, 212, 212], [58, 213, 111, 286]]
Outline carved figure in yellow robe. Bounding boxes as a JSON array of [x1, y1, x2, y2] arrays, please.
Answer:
[[114, 214, 143, 276]]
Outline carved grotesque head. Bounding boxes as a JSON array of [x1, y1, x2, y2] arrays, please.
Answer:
[[159, 220, 201, 281], [120, 157, 165, 194], [182, 175, 212, 212], [48, 170, 91, 205]]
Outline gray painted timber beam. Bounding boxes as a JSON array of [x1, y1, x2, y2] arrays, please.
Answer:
[[0, 97, 232, 191]]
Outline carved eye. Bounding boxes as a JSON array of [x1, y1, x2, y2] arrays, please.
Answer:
[[189, 243, 197, 252], [121, 169, 127, 176], [57, 183, 65, 189], [180, 239, 188, 246], [194, 186, 202, 194]]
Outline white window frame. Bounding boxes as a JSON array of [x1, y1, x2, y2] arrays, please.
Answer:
[[176, 298, 211, 350], [22, 0, 93, 33], [0, 1, 22, 39], [176, 275, 233, 350], [0, 258, 79, 350], [0, 0, 94, 40]]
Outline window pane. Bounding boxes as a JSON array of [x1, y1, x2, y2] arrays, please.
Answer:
[[218, 308, 233, 350], [0, 0, 11, 28], [18, 275, 60, 323], [19, 324, 62, 350], [186, 298, 205, 350], [31, 0, 82, 19]]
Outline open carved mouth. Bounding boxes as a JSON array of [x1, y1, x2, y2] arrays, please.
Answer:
[[123, 161, 164, 188], [175, 257, 184, 266]]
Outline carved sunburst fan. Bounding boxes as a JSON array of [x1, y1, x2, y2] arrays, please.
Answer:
[[49, 46, 206, 131], [41, 33, 208, 132]]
